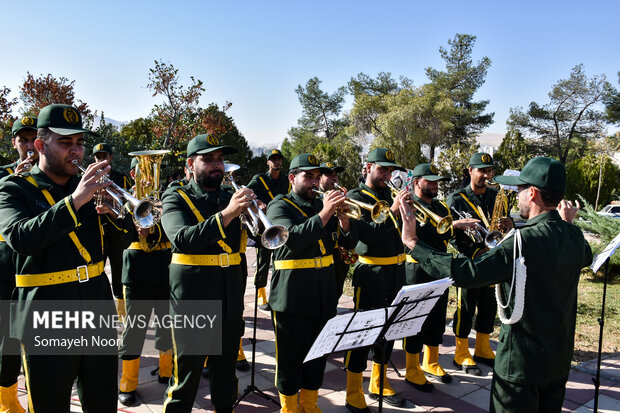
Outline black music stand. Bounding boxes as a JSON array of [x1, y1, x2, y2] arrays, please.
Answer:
[[588, 232, 620, 413], [305, 279, 452, 413], [233, 280, 280, 409]]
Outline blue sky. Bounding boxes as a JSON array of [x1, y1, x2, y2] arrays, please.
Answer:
[[1, 0, 618, 146]]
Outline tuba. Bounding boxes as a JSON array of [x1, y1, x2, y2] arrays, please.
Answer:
[[128, 150, 170, 251]]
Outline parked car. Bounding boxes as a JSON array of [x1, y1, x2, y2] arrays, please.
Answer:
[[598, 203, 620, 218]]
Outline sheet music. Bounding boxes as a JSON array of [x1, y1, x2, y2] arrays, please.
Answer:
[[385, 278, 453, 340], [304, 278, 453, 362], [591, 232, 620, 273]]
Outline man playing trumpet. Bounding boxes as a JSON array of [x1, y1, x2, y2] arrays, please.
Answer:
[[266, 153, 357, 413]]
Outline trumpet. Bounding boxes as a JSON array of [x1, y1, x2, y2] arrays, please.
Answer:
[[450, 208, 502, 248], [72, 160, 161, 229], [386, 180, 453, 234], [312, 188, 390, 224], [224, 163, 289, 250], [23, 151, 35, 171]]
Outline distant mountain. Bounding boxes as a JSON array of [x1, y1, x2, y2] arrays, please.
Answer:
[[93, 116, 127, 128], [249, 143, 282, 157]]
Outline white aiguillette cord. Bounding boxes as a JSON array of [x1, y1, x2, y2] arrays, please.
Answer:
[[495, 229, 527, 324]]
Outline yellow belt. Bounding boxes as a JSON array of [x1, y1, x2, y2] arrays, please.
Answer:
[[274, 255, 334, 270], [358, 254, 406, 266], [171, 253, 241, 267], [405, 255, 418, 263], [0, 234, 4, 242], [15, 261, 104, 287], [127, 241, 171, 251]]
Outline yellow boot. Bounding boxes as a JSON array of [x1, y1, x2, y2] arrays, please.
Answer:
[[159, 350, 173, 383], [368, 362, 404, 407], [202, 356, 209, 378], [279, 392, 299, 413], [299, 388, 321, 413], [116, 298, 126, 320], [474, 332, 495, 366], [257, 287, 269, 310], [236, 337, 250, 371], [453, 337, 481, 376], [119, 358, 140, 405], [0, 383, 25, 413], [404, 352, 433, 392], [422, 345, 452, 383], [345, 371, 369, 413]]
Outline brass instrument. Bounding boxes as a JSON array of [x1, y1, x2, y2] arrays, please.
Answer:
[[312, 188, 390, 224], [23, 151, 35, 171], [129, 150, 170, 251], [224, 163, 260, 237], [450, 208, 503, 249], [72, 160, 162, 230], [386, 180, 453, 235], [225, 163, 289, 250]]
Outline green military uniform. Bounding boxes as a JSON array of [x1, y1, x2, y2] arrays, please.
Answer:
[[92, 143, 132, 300], [446, 158, 498, 343], [409, 157, 593, 412], [117, 207, 173, 402], [0, 105, 119, 413], [266, 155, 356, 399], [0, 162, 18, 179], [343, 148, 407, 411], [246, 149, 290, 292], [161, 135, 244, 413]]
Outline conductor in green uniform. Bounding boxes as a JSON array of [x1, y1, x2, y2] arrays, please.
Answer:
[[161, 133, 255, 413], [446, 152, 512, 375], [91, 143, 132, 317], [0, 116, 38, 413], [401, 156, 592, 413], [247, 149, 290, 310], [0, 104, 120, 413], [266, 153, 356, 413], [344, 148, 408, 412]]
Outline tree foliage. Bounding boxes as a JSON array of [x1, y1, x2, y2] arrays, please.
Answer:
[[436, 142, 479, 195], [295, 77, 347, 140], [147, 60, 205, 151], [604, 71, 620, 125], [493, 128, 534, 173], [0, 87, 17, 164], [565, 153, 620, 207], [20, 73, 94, 126], [425, 34, 494, 145], [508, 64, 610, 164]]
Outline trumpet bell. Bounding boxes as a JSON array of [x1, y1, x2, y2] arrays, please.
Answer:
[[436, 215, 453, 235], [262, 225, 289, 250]]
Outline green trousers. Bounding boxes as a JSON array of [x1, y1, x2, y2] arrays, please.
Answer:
[[253, 245, 273, 288], [490, 373, 568, 413], [22, 352, 118, 413], [0, 280, 20, 387], [453, 285, 496, 338], [272, 311, 330, 395], [119, 283, 172, 360]]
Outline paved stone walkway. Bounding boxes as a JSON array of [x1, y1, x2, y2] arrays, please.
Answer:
[[14, 248, 620, 412]]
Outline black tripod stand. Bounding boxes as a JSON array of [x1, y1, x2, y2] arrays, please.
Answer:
[[233, 282, 280, 408]]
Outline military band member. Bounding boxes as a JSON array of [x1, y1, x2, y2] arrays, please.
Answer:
[[0, 116, 38, 413], [0, 104, 119, 412], [247, 149, 290, 310], [446, 152, 512, 375], [117, 158, 173, 406], [401, 157, 592, 413], [344, 148, 408, 412], [161, 133, 253, 413], [266, 154, 356, 413], [318, 161, 351, 297], [401, 163, 482, 390], [91, 143, 132, 318], [0, 116, 39, 178]]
